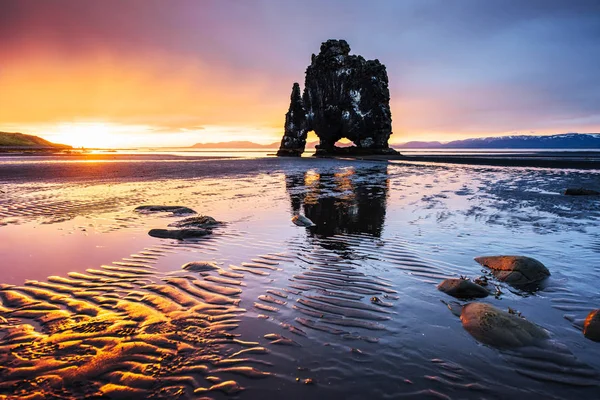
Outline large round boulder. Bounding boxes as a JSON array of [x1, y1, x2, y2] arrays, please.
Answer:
[[474, 255, 550, 285], [461, 302, 549, 348], [437, 278, 489, 299], [583, 309, 600, 342]]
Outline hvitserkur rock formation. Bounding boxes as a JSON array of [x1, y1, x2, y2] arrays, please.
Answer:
[[277, 39, 398, 157]]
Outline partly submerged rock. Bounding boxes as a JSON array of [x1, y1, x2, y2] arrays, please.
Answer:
[[437, 278, 489, 299], [584, 309, 600, 342], [564, 188, 600, 196], [461, 302, 549, 348], [182, 261, 220, 272], [168, 215, 221, 228], [276, 39, 399, 157], [474, 255, 550, 285], [148, 228, 211, 240], [135, 205, 196, 215], [292, 214, 315, 227]]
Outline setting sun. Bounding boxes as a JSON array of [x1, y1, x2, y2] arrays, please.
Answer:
[[42, 122, 159, 148], [52, 122, 112, 148]]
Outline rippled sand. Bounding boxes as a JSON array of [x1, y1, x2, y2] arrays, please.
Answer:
[[0, 155, 599, 399]]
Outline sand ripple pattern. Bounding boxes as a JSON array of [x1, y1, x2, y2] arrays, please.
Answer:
[[0, 246, 274, 399]]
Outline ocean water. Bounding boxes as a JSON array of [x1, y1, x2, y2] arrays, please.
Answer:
[[0, 154, 599, 399]]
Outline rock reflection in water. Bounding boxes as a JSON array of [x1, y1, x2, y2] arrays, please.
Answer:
[[285, 166, 389, 238]]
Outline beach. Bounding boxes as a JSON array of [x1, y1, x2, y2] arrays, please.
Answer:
[[1, 153, 600, 399]]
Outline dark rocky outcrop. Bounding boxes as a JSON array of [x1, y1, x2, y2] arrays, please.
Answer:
[[584, 309, 600, 341], [148, 215, 221, 240], [168, 215, 221, 228], [276, 83, 309, 157], [148, 228, 211, 239], [475, 255, 550, 286], [564, 188, 600, 196], [277, 39, 399, 157], [437, 278, 489, 299], [461, 302, 549, 348], [134, 205, 196, 216]]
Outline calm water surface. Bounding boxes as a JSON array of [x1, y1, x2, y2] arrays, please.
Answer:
[[0, 154, 599, 399]]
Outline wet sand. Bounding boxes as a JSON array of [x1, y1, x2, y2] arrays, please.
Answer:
[[327, 150, 600, 169], [1, 155, 599, 399]]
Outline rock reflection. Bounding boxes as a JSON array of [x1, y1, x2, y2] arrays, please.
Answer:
[[285, 165, 389, 238]]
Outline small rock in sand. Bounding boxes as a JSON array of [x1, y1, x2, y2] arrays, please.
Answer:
[[182, 261, 220, 272], [135, 205, 197, 215], [461, 302, 549, 348], [437, 278, 489, 299], [474, 255, 550, 285], [584, 309, 600, 342], [169, 215, 221, 228], [292, 214, 315, 227], [564, 188, 600, 196], [148, 228, 211, 239]]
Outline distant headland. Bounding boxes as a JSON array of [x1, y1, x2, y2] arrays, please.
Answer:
[[0, 131, 71, 149]]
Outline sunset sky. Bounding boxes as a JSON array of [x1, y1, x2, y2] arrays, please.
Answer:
[[1, 0, 599, 148]]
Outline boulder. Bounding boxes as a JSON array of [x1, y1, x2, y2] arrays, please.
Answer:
[[182, 261, 220, 272], [583, 309, 600, 342], [474, 255, 550, 285], [437, 278, 489, 299], [134, 205, 196, 215], [461, 302, 549, 348], [564, 188, 600, 196], [168, 215, 221, 228], [148, 228, 211, 240], [292, 214, 315, 227]]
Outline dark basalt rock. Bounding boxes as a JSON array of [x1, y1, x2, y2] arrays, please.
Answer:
[[148, 228, 211, 240], [437, 278, 489, 299], [277, 83, 308, 157], [584, 309, 600, 341], [134, 205, 196, 215], [564, 188, 600, 196], [277, 39, 399, 157], [168, 215, 221, 228]]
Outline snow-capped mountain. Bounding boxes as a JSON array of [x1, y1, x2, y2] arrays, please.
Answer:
[[396, 133, 600, 149]]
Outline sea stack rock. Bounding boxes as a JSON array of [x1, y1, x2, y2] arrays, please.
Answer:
[[277, 83, 309, 156], [276, 39, 399, 157]]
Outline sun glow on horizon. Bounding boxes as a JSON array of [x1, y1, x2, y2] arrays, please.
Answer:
[[45, 122, 154, 148], [30, 122, 284, 148]]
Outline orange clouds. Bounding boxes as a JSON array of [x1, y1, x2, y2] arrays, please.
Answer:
[[0, 49, 288, 146]]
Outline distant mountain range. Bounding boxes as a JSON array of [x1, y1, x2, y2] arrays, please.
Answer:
[[192, 133, 600, 150], [0, 131, 71, 148], [395, 133, 600, 149], [191, 141, 279, 149]]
